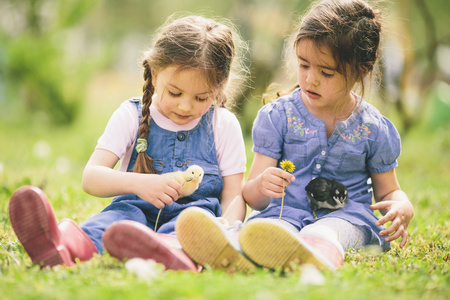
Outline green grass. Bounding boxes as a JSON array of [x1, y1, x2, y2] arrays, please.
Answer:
[[1, 90, 449, 299]]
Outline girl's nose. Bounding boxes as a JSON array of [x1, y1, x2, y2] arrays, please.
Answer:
[[178, 97, 192, 112], [306, 71, 319, 86]]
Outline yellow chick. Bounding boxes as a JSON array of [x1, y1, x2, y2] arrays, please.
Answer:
[[162, 165, 204, 198], [155, 165, 204, 231]]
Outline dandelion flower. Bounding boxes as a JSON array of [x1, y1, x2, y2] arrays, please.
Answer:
[[280, 160, 295, 173], [279, 160, 295, 220]]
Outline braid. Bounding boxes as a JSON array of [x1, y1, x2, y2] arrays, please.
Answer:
[[133, 60, 156, 174]]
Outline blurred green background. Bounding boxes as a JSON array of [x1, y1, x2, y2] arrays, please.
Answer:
[[1, 0, 450, 188]]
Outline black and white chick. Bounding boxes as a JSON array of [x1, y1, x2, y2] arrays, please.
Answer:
[[305, 177, 349, 219]]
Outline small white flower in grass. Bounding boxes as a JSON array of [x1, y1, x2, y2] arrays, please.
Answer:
[[56, 156, 71, 174], [125, 258, 160, 282], [0, 162, 3, 174], [298, 264, 325, 286], [55, 156, 70, 174], [33, 140, 52, 159], [364, 245, 383, 255]]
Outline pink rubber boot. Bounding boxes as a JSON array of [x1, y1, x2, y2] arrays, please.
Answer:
[[102, 220, 198, 272], [8, 186, 97, 267], [58, 218, 98, 262]]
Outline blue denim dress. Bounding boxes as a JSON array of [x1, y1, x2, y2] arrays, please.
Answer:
[[81, 98, 223, 252], [248, 89, 401, 250]]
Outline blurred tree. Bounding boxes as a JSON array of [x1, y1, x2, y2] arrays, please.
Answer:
[[381, 0, 450, 133], [3, 0, 448, 133], [228, 0, 311, 136], [0, 0, 311, 131], [75, 0, 311, 136], [0, 0, 101, 124]]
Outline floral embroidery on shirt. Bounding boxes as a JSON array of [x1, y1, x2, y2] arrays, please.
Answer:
[[286, 108, 317, 136], [340, 123, 372, 143]]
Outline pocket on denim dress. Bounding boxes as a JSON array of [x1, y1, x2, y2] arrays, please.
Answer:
[[283, 143, 307, 167], [152, 160, 165, 173], [282, 121, 318, 167], [338, 152, 366, 173]]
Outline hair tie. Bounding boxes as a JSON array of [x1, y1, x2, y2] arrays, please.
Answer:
[[136, 138, 148, 153]]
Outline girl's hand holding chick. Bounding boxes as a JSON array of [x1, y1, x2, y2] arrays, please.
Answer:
[[133, 174, 183, 209], [162, 165, 204, 199]]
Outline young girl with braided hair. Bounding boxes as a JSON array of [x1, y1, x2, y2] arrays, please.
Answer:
[[177, 0, 414, 272], [8, 15, 249, 271]]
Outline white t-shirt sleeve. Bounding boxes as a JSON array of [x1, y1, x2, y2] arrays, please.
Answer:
[[213, 107, 247, 177], [96, 100, 139, 171]]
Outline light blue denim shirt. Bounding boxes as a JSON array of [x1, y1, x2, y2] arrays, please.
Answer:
[[248, 88, 401, 249]]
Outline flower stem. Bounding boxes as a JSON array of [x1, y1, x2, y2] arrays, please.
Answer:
[[154, 209, 162, 231], [279, 180, 285, 220]]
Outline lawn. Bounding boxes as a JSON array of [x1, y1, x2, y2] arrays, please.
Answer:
[[0, 86, 449, 300]]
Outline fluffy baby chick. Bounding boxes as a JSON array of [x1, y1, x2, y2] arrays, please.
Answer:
[[162, 165, 204, 198], [154, 165, 204, 231], [305, 177, 348, 219]]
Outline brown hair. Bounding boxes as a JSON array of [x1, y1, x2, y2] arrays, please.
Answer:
[[266, 0, 382, 104], [295, 0, 381, 95], [134, 15, 247, 174]]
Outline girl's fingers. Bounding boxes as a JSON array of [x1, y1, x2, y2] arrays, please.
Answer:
[[283, 179, 293, 188], [380, 213, 401, 235], [376, 213, 393, 227], [262, 188, 284, 199], [370, 201, 390, 210], [370, 200, 394, 215], [399, 230, 408, 248], [265, 175, 287, 188], [381, 219, 409, 247], [168, 186, 182, 200], [262, 181, 285, 198], [372, 201, 411, 248], [152, 188, 178, 207], [384, 224, 403, 241], [166, 180, 183, 196], [161, 194, 174, 206], [260, 178, 285, 194], [259, 168, 295, 195], [259, 169, 296, 198], [152, 199, 166, 209], [268, 168, 295, 182], [279, 170, 296, 182], [272, 176, 294, 191]]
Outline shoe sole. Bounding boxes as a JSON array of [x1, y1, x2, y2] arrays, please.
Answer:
[[103, 221, 196, 271], [239, 220, 330, 271], [8, 186, 72, 267], [176, 208, 256, 273]]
